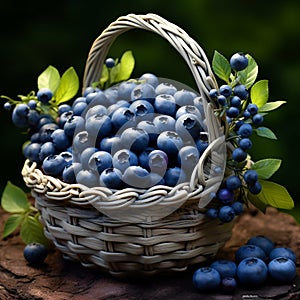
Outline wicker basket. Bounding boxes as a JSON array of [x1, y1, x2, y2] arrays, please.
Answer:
[[22, 13, 232, 277]]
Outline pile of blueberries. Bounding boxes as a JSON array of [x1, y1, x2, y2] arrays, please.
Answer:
[[5, 72, 212, 190], [193, 235, 297, 293]]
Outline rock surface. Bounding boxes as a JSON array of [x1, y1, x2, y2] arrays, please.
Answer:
[[1, 207, 300, 300]]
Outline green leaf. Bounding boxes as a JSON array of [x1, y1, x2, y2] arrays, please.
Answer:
[[258, 101, 286, 112], [20, 216, 49, 246], [256, 180, 294, 210], [99, 64, 109, 88], [238, 54, 258, 88], [54, 67, 79, 104], [3, 214, 24, 238], [250, 80, 269, 108], [212, 51, 231, 83], [1, 181, 30, 213], [254, 126, 277, 140], [114, 50, 135, 83], [247, 193, 268, 213], [110, 63, 121, 85], [251, 158, 282, 179], [38, 65, 60, 93]]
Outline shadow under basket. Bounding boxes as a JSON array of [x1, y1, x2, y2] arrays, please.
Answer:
[[22, 13, 233, 277]]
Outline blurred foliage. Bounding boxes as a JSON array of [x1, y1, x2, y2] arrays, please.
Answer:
[[0, 0, 299, 202]]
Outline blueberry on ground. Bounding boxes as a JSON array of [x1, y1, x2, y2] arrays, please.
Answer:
[[24, 243, 48, 265]]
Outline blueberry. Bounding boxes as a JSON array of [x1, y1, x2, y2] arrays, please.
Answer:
[[37, 88, 53, 104], [243, 110, 251, 119], [148, 150, 168, 175], [177, 146, 199, 174], [247, 236, 274, 256], [173, 90, 195, 106], [27, 100, 37, 109], [205, 208, 218, 219], [100, 136, 122, 153], [249, 180, 262, 194], [86, 90, 111, 107], [107, 101, 130, 117], [232, 147, 247, 162], [137, 121, 159, 145], [247, 103, 258, 116], [39, 141, 57, 161], [192, 267, 221, 291], [80, 147, 98, 169], [27, 110, 41, 127], [83, 87, 95, 97], [88, 151, 112, 174], [233, 84, 249, 100], [139, 73, 159, 88], [12, 106, 29, 128], [72, 96, 86, 108], [225, 175, 242, 190], [268, 257, 296, 283], [217, 95, 227, 106], [58, 111, 73, 128], [155, 82, 177, 95], [227, 107, 240, 118], [30, 132, 40, 143], [129, 100, 154, 117], [60, 151, 73, 166], [269, 247, 296, 264], [51, 129, 70, 151], [42, 154, 66, 176], [97, 168, 123, 190], [85, 113, 112, 140], [23, 243, 48, 265], [164, 167, 185, 187], [138, 147, 155, 170], [210, 260, 237, 278], [153, 115, 176, 133], [238, 123, 253, 138], [195, 138, 208, 155], [62, 163, 81, 184], [111, 107, 135, 131], [219, 85, 232, 98], [209, 89, 219, 99], [78, 102, 104, 119], [120, 127, 149, 154], [122, 166, 151, 188], [72, 131, 91, 152], [118, 81, 138, 100], [76, 169, 99, 187], [252, 113, 264, 125], [24, 142, 42, 163], [154, 94, 177, 116], [218, 206, 235, 222], [221, 277, 237, 293], [3, 101, 11, 111], [175, 113, 202, 140], [230, 96, 241, 107], [231, 201, 244, 215], [217, 188, 234, 204], [39, 123, 58, 143], [131, 83, 156, 102], [243, 170, 258, 184], [239, 138, 252, 150], [235, 245, 267, 264], [175, 105, 202, 120], [73, 101, 88, 116], [64, 115, 85, 138], [105, 57, 115, 68], [237, 257, 268, 287], [230, 52, 249, 71], [104, 86, 119, 104], [112, 149, 138, 173], [58, 104, 72, 115], [157, 131, 183, 157]]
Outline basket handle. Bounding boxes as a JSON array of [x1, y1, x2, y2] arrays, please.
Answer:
[[83, 13, 218, 101]]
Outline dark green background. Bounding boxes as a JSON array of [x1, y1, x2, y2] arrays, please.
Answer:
[[0, 0, 299, 202]]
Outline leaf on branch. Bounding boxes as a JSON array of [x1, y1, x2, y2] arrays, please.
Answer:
[[1, 181, 29, 213], [3, 214, 24, 238], [238, 54, 258, 88], [254, 126, 277, 140], [212, 51, 231, 83], [38, 65, 60, 93], [54, 67, 79, 104], [251, 158, 282, 179], [258, 101, 286, 112], [250, 80, 269, 108]]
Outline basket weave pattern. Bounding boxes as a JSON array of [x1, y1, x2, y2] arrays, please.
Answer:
[[22, 13, 232, 276]]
